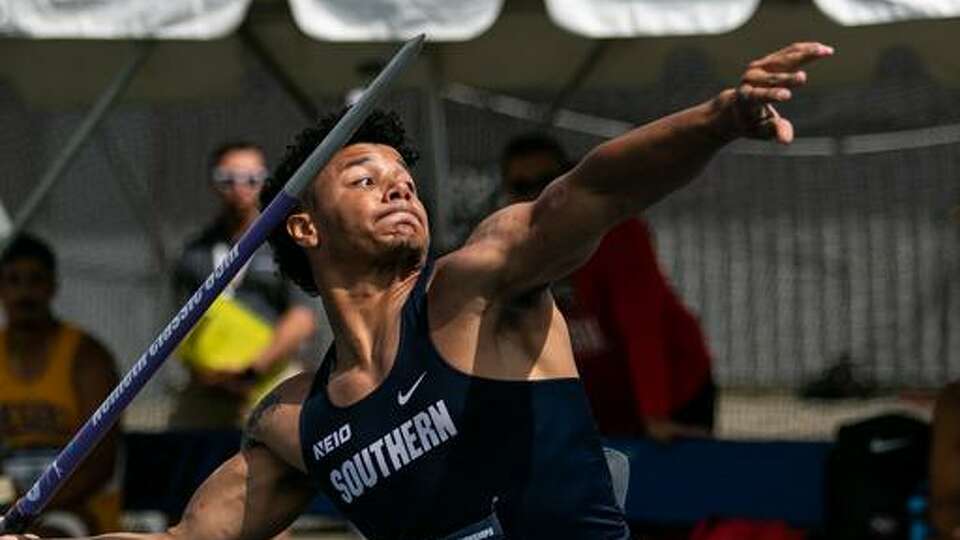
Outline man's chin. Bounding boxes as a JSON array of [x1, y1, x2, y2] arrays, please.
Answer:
[[374, 237, 428, 271]]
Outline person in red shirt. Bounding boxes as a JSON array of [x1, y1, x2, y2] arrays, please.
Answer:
[[500, 134, 715, 441]]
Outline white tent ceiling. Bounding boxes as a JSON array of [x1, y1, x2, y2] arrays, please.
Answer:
[[1, 0, 959, 41], [0, 0, 955, 119], [813, 0, 960, 25], [544, 0, 763, 36], [0, 0, 250, 39], [289, 0, 504, 41]]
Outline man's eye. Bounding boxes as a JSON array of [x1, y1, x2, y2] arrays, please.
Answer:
[[354, 177, 374, 187]]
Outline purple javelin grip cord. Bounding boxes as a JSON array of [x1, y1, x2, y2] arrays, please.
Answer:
[[0, 34, 425, 534]]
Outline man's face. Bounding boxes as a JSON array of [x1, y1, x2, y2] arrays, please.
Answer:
[[211, 148, 268, 215], [502, 150, 565, 204], [0, 258, 55, 326], [307, 143, 429, 264]]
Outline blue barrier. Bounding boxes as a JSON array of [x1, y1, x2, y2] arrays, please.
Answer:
[[606, 438, 830, 527], [124, 432, 830, 526]]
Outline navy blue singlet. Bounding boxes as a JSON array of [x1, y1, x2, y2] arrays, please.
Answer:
[[299, 262, 630, 540]]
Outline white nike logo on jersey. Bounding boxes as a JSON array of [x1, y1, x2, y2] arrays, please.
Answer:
[[869, 437, 910, 454], [398, 372, 426, 406]]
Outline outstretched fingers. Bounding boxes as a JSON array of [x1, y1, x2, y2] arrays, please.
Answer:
[[741, 69, 807, 90], [737, 83, 792, 104], [739, 42, 833, 105], [752, 42, 835, 72], [732, 41, 833, 143]]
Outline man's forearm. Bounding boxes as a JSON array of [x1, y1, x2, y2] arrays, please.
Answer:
[[570, 89, 738, 218]]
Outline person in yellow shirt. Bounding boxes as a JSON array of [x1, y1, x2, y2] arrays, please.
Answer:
[[0, 234, 122, 537]]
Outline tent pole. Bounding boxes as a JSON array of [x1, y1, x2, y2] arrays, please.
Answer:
[[239, 23, 319, 121], [97, 135, 170, 273], [0, 43, 151, 254], [541, 41, 610, 125], [424, 46, 449, 251], [0, 198, 11, 241]]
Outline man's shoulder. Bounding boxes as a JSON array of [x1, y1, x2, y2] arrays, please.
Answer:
[[252, 370, 315, 420], [241, 370, 316, 472], [66, 325, 117, 371], [175, 224, 226, 278], [180, 221, 228, 255]]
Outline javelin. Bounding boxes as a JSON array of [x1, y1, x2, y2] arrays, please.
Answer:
[[0, 33, 425, 534]]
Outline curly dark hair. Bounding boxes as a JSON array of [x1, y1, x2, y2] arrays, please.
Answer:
[[260, 108, 419, 296]]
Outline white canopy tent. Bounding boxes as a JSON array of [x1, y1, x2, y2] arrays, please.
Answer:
[[3, 0, 960, 39]]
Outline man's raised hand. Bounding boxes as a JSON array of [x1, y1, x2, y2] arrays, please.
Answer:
[[732, 42, 834, 144]]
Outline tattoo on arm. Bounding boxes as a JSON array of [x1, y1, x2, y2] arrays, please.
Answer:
[[241, 391, 282, 450]]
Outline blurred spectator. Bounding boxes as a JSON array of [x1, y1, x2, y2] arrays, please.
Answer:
[[931, 381, 960, 539], [170, 142, 316, 429], [0, 234, 122, 536], [500, 134, 715, 441]]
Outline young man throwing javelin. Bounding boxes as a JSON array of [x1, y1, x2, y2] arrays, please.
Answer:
[[2, 41, 833, 540]]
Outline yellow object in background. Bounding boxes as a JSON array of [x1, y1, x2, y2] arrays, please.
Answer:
[[176, 296, 286, 406], [178, 296, 272, 372], [0, 476, 15, 505]]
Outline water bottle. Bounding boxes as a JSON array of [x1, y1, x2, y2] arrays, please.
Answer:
[[908, 494, 929, 540]]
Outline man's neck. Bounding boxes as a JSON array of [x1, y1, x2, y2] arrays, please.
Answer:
[[316, 257, 423, 374], [3, 317, 59, 380], [5, 316, 58, 346]]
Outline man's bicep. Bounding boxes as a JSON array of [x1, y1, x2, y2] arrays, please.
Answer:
[[173, 447, 314, 540], [464, 180, 611, 296]]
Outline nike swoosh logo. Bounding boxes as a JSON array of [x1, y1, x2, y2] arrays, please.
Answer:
[[398, 372, 426, 406], [869, 438, 910, 453]]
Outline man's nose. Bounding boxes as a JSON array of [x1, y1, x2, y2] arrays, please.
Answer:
[[384, 177, 414, 202]]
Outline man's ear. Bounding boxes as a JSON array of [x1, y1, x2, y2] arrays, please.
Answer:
[[286, 212, 321, 248]]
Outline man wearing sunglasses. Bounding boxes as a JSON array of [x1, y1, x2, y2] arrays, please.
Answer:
[[169, 142, 317, 429]]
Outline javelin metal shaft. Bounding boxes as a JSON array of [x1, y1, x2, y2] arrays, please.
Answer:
[[0, 34, 425, 534]]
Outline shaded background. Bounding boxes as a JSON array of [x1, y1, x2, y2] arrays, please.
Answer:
[[0, 0, 958, 435]]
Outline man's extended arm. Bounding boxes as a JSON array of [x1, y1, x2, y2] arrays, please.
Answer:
[[0, 446, 315, 540], [456, 43, 833, 298]]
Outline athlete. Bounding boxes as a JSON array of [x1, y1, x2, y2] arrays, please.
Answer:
[[0, 42, 833, 540]]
